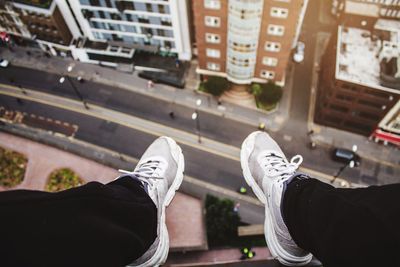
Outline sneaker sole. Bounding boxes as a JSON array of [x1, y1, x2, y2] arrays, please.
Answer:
[[241, 131, 312, 266], [132, 136, 184, 267]]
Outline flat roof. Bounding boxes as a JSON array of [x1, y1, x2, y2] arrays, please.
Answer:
[[344, 0, 379, 17], [335, 23, 400, 94]]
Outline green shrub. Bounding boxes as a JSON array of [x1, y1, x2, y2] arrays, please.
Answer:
[[257, 82, 283, 106], [202, 76, 230, 97], [250, 83, 262, 96], [205, 194, 241, 247], [46, 168, 84, 192], [0, 147, 27, 188]]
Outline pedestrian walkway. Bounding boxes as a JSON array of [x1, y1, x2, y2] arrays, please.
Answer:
[[0, 131, 207, 252]]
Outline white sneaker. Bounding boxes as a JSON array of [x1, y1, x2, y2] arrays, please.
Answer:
[[241, 131, 312, 266], [120, 136, 185, 267]]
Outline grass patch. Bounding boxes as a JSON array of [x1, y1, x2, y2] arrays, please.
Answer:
[[46, 168, 84, 192], [0, 146, 27, 188]]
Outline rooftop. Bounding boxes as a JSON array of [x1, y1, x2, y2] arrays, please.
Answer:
[[335, 20, 400, 93], [344, 0, 380, 17]]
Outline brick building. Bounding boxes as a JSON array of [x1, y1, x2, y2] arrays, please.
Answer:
[[192, 0, 308, 86], [315, 20, 400, 142]]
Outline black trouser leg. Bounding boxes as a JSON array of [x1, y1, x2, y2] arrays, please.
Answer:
[[283, 177, 400, 267], [0, 176, 157, 267]]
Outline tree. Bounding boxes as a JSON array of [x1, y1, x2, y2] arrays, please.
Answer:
[[205, 194, 241, 247], [257, 82, 283, 106], [203, 76, 230, 97]]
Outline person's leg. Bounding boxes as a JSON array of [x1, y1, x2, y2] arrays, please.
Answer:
[[0, 136, 184, 267], [241, 131, 312, 266], [0, 176, 157, 267], [283, 177, 400, 267]]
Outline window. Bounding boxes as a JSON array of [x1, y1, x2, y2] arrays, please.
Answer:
[[267, 24, 285, 36], [204, 0, 221, 9], [270, 7, 289, 18], [206, 48, 220, 58], [262, 57, 278, 67], [205, 16, 220, 27], [207, 62, 220, 71], [205, 33, 221, 43], [265, 41, 281, 52], [261, 70, 275, 79]]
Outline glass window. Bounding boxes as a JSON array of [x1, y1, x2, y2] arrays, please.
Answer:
[[206, 48, 220, 58], [260, 70, 275, 79], [267, 24, 285, 36], [204, 0, 221, 9], [205, 33, 221, 43], [204, 16, 221, 27], [262, 57, 278, 67], [270, 7, 289, 18], [265, 41, 281, 52], [207, 62, 220, 71]]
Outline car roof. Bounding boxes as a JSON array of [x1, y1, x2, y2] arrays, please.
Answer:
[[334, 148, 354, 160]]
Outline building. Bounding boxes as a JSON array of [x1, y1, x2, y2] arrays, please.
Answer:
[[192, 0, 308, 86], [0, 1, 31, 40], [68, 0, 192, 65], [0, 0, 81, 55], [332, 0, 400, 27], [315, 19, 400, 142], [372, 98, 400, 146]]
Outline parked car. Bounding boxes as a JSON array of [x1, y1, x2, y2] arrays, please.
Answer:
[[332, 148, 361, 165], [0, 59, 9, 68], [293, 41, 305, 63]]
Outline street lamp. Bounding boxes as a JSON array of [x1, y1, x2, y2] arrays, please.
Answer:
[[60, 65, 89, 110], [192, 99, 202, 143], [331, 160, 355, 185]]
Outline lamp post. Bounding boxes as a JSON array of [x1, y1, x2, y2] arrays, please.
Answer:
[[331, 145, 359, 185], [59, 65, 89, 110], [192, 99, 202, 143], [331, 160, 355, 184]]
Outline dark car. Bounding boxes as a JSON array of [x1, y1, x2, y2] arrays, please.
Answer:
[[332, 148, 361, 165]]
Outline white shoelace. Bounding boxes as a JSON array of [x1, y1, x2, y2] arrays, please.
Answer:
[[119, 160, 163, 189], [261, 153, 303, 183]]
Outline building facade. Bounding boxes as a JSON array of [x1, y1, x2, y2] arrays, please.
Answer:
[[315, 21, 400, 141], [0, 0, 81, 55], [332, 0, 400, 25], [192, 0, 308, 86], [68, 0, 192, 64]]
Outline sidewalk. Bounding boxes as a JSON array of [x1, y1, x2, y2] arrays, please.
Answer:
[[0, 131, 207, 252], [0, 46, 289, 132]]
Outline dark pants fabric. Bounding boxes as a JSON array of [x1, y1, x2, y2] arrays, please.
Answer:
[[0, 176, 157, 267], [283, 177, 400, 267]]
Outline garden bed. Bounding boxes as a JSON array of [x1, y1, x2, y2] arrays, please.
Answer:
[[0, 146, 27, 188], [46, 168, 84, 192]]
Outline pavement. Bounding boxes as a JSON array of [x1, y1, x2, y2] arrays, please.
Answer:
[[0, 131, 207, 252]]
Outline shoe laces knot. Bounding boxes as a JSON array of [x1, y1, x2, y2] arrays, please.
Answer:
[[118, 160, 164, 189], [261, 153, 303, 183]]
